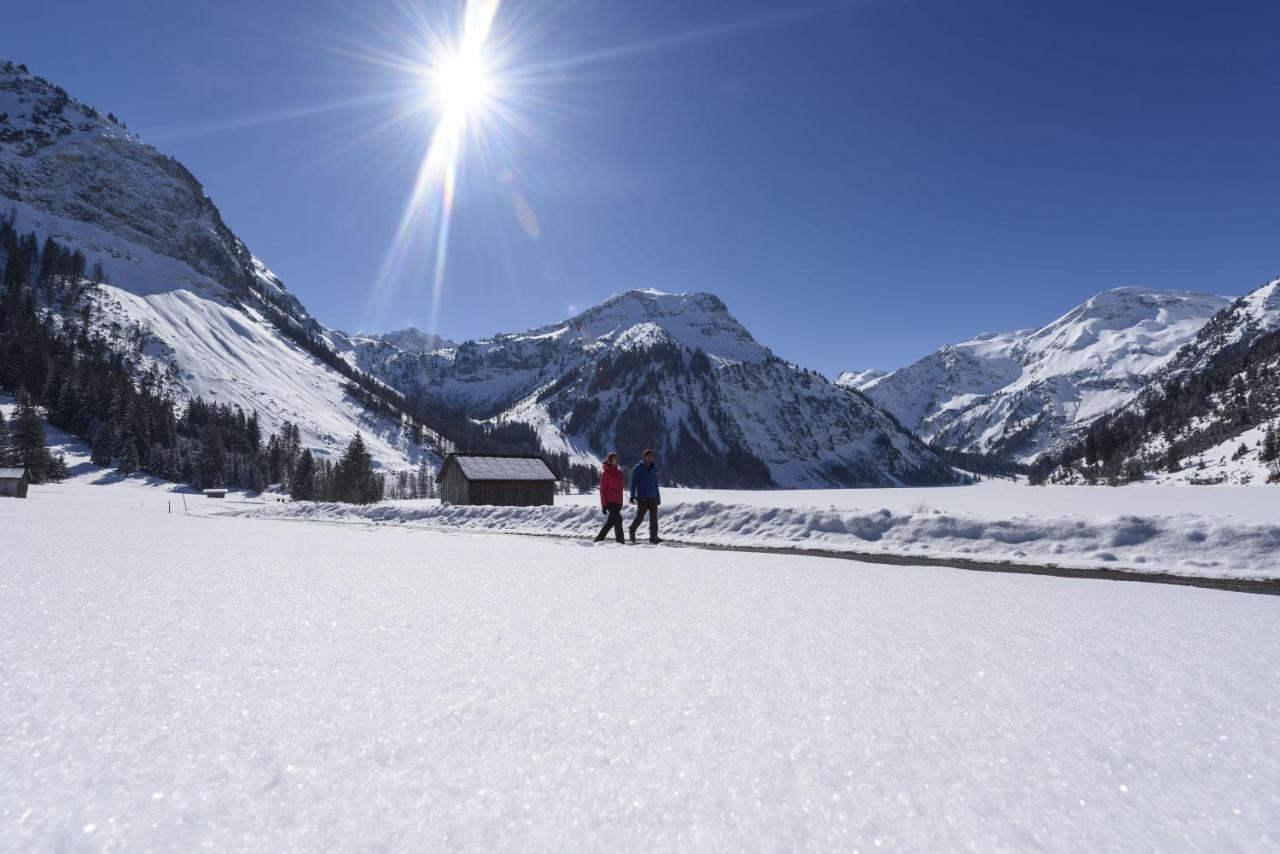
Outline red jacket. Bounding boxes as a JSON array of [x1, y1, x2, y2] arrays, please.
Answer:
[[599, 463, 624, 507]]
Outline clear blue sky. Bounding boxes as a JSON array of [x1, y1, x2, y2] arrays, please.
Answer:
[[6, 0, 1279, 374]]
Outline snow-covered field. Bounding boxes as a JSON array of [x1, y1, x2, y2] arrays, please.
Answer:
[[560, 481, 1280, 523], [3, 480, 1279, 851], [249, 481, 1280, 580]]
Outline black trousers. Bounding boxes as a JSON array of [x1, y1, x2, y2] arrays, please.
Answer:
[[630, 497, 659, 542], [596, 502, 624, 543]]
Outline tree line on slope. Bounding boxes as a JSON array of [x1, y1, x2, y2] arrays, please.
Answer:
[[0, 217, 391, 501]]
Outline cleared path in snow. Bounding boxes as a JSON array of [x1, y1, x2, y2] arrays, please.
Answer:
[[3, 488, 1279, 851]]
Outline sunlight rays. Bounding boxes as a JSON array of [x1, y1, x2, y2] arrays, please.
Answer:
[[157, 0, 861, 335]]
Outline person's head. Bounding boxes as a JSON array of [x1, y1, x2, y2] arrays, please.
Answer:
[[604, 452, 618, 467], [643, 448, 655, 465]]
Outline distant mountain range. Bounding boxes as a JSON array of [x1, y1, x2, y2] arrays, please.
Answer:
[[0, 59, 956, 488], [3, 58, 1273, 489], [841, 281, 1280, 485], [349, 289, 956, 488], [839, 288, 1232, 461]]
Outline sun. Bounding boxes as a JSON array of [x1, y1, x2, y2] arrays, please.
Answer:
[[429, 44, 494, 119]]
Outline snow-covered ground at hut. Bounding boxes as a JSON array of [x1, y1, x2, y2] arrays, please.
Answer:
[[250, 480, 1280, 580], [2, 480, 1279, 851]]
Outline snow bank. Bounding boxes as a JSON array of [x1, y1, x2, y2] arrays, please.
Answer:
[[244, 497, 1280, 580]]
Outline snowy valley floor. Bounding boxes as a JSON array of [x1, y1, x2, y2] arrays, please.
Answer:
[[249, 482, 1280, 583], [3, 481, 1280, 851]]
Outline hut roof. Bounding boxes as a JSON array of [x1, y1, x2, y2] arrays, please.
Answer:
[[442, 454, 557, 482], [0, 467, 27, 480]]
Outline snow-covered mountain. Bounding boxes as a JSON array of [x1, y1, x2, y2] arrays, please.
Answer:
[[0, 60, 436, 469], [1160, 278, 1280, 379], [840, 288, 1232, 461], [373, 327, 455, 353], [361, 289, 957, 488], [1033, 277, 1280, 485]]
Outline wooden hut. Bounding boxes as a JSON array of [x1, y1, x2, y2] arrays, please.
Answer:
[[436, 454, 558, 506], [0, 467, 30, 499], [202, 488, 228, 499]]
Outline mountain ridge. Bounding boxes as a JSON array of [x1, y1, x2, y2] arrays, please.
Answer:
[[840, 286, 1232, 461], [353, 288, 958, 488]]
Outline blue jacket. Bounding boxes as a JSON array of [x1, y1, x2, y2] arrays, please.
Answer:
[[630, 461, 661, 501]]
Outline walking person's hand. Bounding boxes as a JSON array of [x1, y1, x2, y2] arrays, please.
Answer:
[[629, 497, 636, 504], [601, 507, 607, 515]]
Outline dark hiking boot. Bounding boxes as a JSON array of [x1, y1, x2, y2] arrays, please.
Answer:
[[649, 537, 662, 544]]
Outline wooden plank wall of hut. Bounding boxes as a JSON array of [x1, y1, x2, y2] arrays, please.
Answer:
[[440, 462, 469, 505], [466, 480, 554, 507]]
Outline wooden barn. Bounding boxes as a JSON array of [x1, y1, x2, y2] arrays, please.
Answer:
[[436, 454, 558, 506], [0, 467, 30, 499]]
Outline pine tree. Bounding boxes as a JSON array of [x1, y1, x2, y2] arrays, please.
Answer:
[[246, 411, 261, 451], [0, 409, 11, 465], [1263, 423, 1278, 464], [47, 453, 68, 482], [290, 449, 316, 500], [90, 422, 115, 468], [334, 433, 379, 504], [1084, 431, 1099, 466], [198, 421, 226, 488], [118, 443, 140, 476], [12, 392, 50, 483]]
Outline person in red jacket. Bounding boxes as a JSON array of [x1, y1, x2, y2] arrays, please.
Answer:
[[594, 452, 626, 543]]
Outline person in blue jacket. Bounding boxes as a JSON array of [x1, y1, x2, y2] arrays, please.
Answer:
[[629, 448, 662, 544]]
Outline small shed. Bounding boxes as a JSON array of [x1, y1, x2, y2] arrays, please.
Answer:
[[0, 467, 30, 499], [203, 488, 228, 499], [436, 454, 558, 506]]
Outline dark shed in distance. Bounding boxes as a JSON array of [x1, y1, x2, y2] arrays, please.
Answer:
[[0, 467, 30, 499], [436, 454, 558, 506]]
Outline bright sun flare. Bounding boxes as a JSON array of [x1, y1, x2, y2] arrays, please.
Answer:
[[430, 45, 494, 119]]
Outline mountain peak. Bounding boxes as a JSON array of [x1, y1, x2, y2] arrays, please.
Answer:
[[369, 327, 455, 353], [535, 289, 765, 363]]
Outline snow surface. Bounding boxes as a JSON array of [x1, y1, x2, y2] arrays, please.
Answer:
[[3, 481, 1279, 851], [250, 486, 1280, 580], [566, 481, 1280, 523]]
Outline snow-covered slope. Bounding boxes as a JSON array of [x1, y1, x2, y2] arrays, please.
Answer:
[[834, 368, 887, 388], [1161, 278, 1280, 378], [370, 290, 957, 488], [841, 288, 1231, 461], [0, 60, 434, 469], [1038, 277, 1280, 485]]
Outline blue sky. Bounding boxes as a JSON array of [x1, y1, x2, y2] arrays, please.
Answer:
[[6, 0, 1279, 374]]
